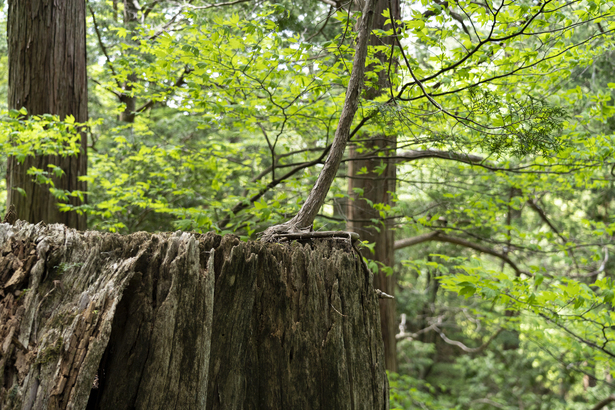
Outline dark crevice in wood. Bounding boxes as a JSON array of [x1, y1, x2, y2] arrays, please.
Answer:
[[0, 222, 388, 409]]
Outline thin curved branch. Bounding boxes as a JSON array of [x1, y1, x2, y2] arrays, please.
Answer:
[[538, 313, 615, 359], [88, 4, 122, 89], [259, 0, 378, 239], [435, 327, 503, 353], [136, 66, 192, 113], [591, 395, 615, 410], [396, 149, 485, 164], [219, 112, 377, 229], [307, 5, 335, 43], [527, 198, 581, 272], [184, 0, 251, 10], [394, 231, 525, 276]]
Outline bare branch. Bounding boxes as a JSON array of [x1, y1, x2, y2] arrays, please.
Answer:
[[393, 231, 440, 249], [396, 315, 442, 340], [219, 113, 376, 230], [436, 327, 503, 353], [397, 149, 485, 164]]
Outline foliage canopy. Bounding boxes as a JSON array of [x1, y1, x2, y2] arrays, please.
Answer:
[[2, 0, 615, 407]]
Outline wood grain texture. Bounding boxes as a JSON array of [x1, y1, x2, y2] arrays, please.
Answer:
[[0, 224, 388, 409]]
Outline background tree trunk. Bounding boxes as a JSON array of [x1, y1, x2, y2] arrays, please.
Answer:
[[6, 0, 88, 229], [347, 0, 400, 373], [0, 222, 389, 409]]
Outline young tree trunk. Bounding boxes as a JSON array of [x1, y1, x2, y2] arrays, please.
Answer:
[[0, 222, 389, 409], [347, 0, 400, 373], [6, 0, 88, 229], [261, 0, 378, 241]]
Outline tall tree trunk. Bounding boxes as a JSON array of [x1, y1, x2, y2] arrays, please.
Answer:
[[347, 0, 400, 373], [6, 0, 88, 229], [0, 222, 389, 409]]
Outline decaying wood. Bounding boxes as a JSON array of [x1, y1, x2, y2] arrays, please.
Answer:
[[2, 206, 16, 226], [0, 222, 388, 409], [0, 221, 214, 410]]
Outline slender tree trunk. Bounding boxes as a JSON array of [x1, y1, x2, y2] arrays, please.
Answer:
[[347, 0, 400, 373], [0, 222, 389, 409], [6, 0, 88, 229], [261, 0, 378, 240]]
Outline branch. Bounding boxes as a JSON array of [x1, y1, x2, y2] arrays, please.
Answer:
[[90, 78, 121, 98], [527, 198, 581, 272], [136, 66, 192, 113], [436, 327, 503, 353], [143, 0, 163, 20], [393, 231, 440, 248], [396, 149, 485, 164], [527, 199, 567, 244], [339, 149, 488, 168], [184, 0, 251, 10], [394, 231, 525, 276], [538, 313, 615, 359], [591, 395, 615, 410], [219, 113, 376, 229], [395, 313, 442, 340], [88, 4, 122, 89], [396, 0, 551, 97], [307, 5, 335, 43], [147, 7, 186, 40], [423, 0, 472, 38]]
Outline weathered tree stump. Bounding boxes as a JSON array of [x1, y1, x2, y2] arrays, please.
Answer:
[[0, 222, 388, 409]]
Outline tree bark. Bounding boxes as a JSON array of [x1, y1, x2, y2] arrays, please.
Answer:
[[0, 222, 388, 409], [7, 0, 88, 229], [347, 0, 400, 373]]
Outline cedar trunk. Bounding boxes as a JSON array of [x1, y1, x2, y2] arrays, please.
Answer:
[[0, 222, 389, 409], [6, 0, 88, 229], [347, 0, 400, 373]]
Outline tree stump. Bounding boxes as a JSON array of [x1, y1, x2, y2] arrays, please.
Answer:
[[0, 222, 388, 409]]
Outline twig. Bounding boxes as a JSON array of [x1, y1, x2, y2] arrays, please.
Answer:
[[435, 326, 503, 353]]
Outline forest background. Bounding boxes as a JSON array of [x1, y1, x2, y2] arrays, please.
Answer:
[[1, 0, 615, 408]]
